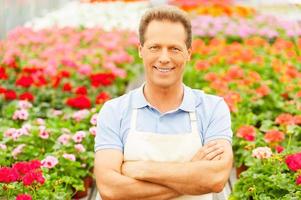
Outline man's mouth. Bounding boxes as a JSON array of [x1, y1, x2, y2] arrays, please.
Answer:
[[153, 66, 175, 73]]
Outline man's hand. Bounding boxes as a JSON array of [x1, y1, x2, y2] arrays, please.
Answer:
[[191, 141, 224, 161]]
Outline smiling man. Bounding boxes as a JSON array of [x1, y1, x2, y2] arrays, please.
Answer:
[[94, 6, 233, 200]]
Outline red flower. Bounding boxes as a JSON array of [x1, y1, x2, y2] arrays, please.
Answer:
[[256, 84, 270, 97], [19, 92, 34, 101], [226, 66, 244, 80], [58, 70, 70, 78], [195, 60, 209, 71], [236, 125, 256, 141], [16, 194, 32, 200], [275, 113, 295, 125], [296, 175, 301, 185], [12, 160, 41, 176], [35, 75, 47, 87], [62, 83, 72, 92], [22, 170, 44, 186], [264, 130, 285, 143], [16, 76, 34, 88], [0, 67, 8, 79], [4, 89, 17, 100], [0, 86, 6, 94], [66, 96, 91, 109], [75, 86, 88, 95], [90, 72, 115, 87], [0, 167, 20, 183], [96, 92, 111, 104], [22, 67, 39, 74], [204, 72, 218, 82], [275, 145, 284, 153], [285, 152, 301, 172]]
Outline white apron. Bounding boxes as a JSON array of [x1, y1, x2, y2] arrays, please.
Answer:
[[96, 109, 213, 200]]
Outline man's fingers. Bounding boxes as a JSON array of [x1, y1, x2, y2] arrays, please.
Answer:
[[204, 148, 224, 160]]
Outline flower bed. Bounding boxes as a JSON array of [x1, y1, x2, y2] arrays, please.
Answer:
[[0, 27, 141, 199]]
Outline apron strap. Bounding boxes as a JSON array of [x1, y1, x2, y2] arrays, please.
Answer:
[[189, 112, 198, 133], [130, 109, 138, 131]]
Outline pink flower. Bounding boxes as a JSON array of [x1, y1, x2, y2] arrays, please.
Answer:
[[58, 134, 71, 145], [72, 109, 90, 122], [22, 123, 32, 132], [4, 128, 17, 138], [275, 113, 295, 125], [41, 156, 58, 169], [39, 126, 49, 139], [13, 109, 29, 120], [12, 144, 26, 159], [63, 153, 76, 161], [75, 144, 85, 152], [275, 145, 284, 153], [0, 144, 7, 150], [52, 109, 63, 116], [36, 118, 45, 125], [72, 131, 86, 143], [16, 194, 32, 200], [90, 114, 98, 125], [18, 100, 32, 109], [89, 126, 97, 136], [252, 147, 273, 159]]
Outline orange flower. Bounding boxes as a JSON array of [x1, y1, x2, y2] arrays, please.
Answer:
[[264, 130, 285, 143], [236, 125, 256, 141], [255, 84, 270, 97], [275, 113, 295, 125]]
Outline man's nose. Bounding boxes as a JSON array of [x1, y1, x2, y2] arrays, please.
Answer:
[[158, 48, 171, 64]]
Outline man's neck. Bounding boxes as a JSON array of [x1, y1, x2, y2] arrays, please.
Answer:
[[143, 82, 184, 113]]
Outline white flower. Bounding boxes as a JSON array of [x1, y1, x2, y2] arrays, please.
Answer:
[[252, 147, 273, 159], [63, 153, 76, 161]]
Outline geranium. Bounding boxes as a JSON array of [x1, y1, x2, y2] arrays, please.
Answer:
[[96, 91, 110, 104], [89, 126, 97, 136], [75, 144, 86, 152], [275, 113, 295, 125], [15, 75, 34, 88], [63, 153, 76, 161], [255, 84, 270, 97], [66, 96, 91, 109], [296, 175, 301, 185], [4, 89, 17, 100], [18, 100, 33, 109], [264, 130, 285, 143], [62, 83, 72, 92], [16, 194, 32, 200], [252, 147, 273, 159], [75, 86, 88, 95], [72, 131, 86, 143], [275, 145, 284, 153], [41, 155, 58, 169], [236, 125, 256, 141], [0, 167, 20, 183], [39, 126, 49, 139], [58, 134, 71, 145], [90, 72, 115, 87], [72, 109, 90, 122], [12, 144, 26, 159], [13, 109, 29, 120], [285, 152, 301, 172], [22, 170, 45, 186], [19, 92, 34, 101], [0, 67, 8, 79], [0, 144, 7, 150], [90, 113, 98, 125]]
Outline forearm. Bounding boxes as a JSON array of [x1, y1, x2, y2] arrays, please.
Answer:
[[96, 169, 180, 200], [128, 159, 231, 195]]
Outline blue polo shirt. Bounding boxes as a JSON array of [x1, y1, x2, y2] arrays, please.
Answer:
[[94, 84, 233, 152]]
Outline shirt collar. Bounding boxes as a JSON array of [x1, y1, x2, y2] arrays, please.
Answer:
[[132, 83, 196, 112]]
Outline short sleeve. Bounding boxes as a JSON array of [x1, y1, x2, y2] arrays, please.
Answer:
[[94, 102, 123, 152], [204, 99, 233, 144]]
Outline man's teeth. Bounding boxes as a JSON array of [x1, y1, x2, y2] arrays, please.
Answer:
[[156, 67, 172, 72]]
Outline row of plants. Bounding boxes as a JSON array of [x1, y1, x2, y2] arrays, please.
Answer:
[[183, 36, 301, 198], [0, 27, 141, 199]]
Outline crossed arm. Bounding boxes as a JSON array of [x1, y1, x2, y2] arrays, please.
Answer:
[[94, 139, 233, 200]]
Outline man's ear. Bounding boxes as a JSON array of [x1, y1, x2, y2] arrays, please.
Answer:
[[187, 48, 192, 61], [138, 45, 143, 58]]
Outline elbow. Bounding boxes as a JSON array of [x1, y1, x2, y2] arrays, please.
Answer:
[[210, 172, 229, 193], [96, 184, 124, 200]]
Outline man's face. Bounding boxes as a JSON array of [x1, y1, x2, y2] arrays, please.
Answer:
[[139, 20, 191, 89]]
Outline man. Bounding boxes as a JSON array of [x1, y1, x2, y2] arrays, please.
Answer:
[[94, 6, 233, 200]]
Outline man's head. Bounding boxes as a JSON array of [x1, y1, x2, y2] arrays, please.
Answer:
[[139, 6, 192, 49], [138, 6, 192, 89]]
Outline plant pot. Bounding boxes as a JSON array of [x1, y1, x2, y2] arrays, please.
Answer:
[[72, 178, 89, 199], [84, 175, 94, 188], [236, 164, 248, 178]]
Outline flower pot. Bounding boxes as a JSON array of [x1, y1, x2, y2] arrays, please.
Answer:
[[84, 175, 94, 188], [236, 164, 248, 178], [72, 178, 89, 199]]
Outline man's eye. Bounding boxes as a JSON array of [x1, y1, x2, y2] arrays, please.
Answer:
[[172, 47, 180, 52], [149, 46, 158, 50]]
